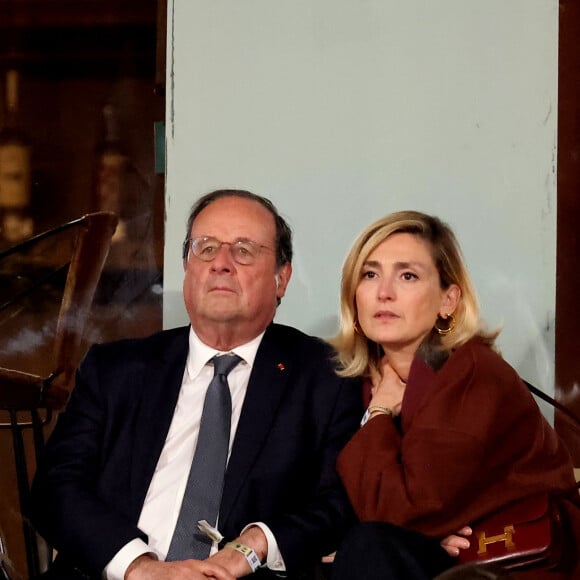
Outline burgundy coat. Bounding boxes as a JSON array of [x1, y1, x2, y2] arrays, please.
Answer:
[[337, 338, 580, 578]]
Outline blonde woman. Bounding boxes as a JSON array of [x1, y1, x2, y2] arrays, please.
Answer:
[[331, 211, 580, 580]]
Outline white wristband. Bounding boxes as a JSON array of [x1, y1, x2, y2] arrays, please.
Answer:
[[225, 541, 261, 572]]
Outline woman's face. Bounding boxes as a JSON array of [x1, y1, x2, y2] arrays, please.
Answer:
[[355, 232, 459, 357]]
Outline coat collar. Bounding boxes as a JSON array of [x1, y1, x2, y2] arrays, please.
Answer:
[[400, 344, 453, 431], [129, 326, 190, 512], [401, 356, 437, 432]]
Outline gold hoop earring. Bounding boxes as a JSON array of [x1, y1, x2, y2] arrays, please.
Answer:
[[435, 314, 455, 336]]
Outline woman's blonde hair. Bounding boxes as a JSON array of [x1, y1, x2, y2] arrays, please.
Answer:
[[332, 210, 497, 377]]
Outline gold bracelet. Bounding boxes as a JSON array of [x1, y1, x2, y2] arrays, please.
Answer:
[[367, 405, 393, 417]]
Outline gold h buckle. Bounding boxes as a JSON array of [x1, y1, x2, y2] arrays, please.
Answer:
[[477, 525, 516, 554]]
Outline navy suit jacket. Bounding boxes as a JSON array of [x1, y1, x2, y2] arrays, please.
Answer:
[[30, 323, 362, 578]]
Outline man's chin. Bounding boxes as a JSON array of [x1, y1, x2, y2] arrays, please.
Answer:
[[201, 303, 243, 323]]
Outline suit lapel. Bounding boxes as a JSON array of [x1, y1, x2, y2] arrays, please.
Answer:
[[129, 326, 190, 512], [219, 324, 294, 527]]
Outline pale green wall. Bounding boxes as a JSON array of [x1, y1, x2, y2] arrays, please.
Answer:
[[164, 0, 558, 399]]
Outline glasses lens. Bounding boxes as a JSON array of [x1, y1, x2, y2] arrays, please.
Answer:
[[191, 237, 220, 261], [231, 240, 257, 264], [190, 237, 259, 264]]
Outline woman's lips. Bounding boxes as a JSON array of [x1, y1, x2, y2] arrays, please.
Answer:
[[374, 310, 399, 319]]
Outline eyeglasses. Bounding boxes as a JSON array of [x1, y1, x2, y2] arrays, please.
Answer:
[[188, 236, 275, 265]]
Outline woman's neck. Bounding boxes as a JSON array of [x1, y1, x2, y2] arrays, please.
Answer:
[[383, 348, 414, 383]]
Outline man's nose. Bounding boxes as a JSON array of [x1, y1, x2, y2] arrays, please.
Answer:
[[210, 243, 236, 270]]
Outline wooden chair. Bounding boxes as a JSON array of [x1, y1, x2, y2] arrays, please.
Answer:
[[0, 211, 117, 577]]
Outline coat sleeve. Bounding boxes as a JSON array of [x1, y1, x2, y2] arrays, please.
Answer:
[[28, 345, 148, 574], [336, 342, 573, 538], [268, 370, 362, 569]]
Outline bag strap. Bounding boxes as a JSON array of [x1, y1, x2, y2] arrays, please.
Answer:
[[523, 380, 580, 491], [523, 380, 580, 428]]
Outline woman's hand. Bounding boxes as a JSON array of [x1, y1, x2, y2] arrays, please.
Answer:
[[369, 358, 406, 416], [440, 527, 472, 556]]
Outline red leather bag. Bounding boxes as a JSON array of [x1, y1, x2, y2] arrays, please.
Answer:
[[455, 381, 580, 572], [456, 492, 563, 571]]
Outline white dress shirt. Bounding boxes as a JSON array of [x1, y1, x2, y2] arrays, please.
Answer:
[[104, 328, 285, 579]]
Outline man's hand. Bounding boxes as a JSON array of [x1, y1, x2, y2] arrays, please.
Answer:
[[125, 554, 235, 580], [208, 526, 268, 577], [440, 527, 472, 556]]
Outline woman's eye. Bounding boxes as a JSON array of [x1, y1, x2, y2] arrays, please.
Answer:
[[361, 270, 376, 279], [401, 272, 418, 281]]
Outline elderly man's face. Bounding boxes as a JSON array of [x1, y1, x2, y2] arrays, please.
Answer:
[[183, 196, 291, 347]]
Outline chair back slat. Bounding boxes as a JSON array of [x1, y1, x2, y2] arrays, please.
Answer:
[[53, 212, 118, 389], [0, 211, 117, 408]]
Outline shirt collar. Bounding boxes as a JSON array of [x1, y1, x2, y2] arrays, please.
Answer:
[[186, 326, 265, 379]]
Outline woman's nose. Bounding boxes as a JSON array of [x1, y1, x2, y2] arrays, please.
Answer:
[[377, 277, 394, 300]]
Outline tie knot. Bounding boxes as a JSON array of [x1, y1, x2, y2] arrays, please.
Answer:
[[212, 354, 242, 377]]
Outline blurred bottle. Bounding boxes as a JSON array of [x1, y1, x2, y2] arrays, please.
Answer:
[[0, 69, 33, 245], [94, 103, 128, 242]]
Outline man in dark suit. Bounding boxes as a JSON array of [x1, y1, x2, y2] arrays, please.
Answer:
[[29, 190, 362, 580]]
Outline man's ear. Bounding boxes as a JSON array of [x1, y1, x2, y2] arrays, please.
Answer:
[[275, 263, 292, 300]]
